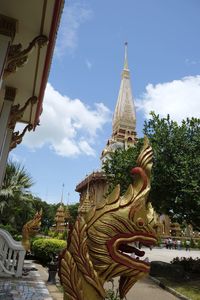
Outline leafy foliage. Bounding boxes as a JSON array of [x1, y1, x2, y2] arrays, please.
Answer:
[[103, 113, 200, 229], [144, 113, 200, 229], [0, 161, 70, 234], [0, 223, 17, 235], [0, 161, 34, 231], [105, 279, 121, 300], [30, 196, 59, 231], [68, 203, 79, 223], [171, 257, 200, 274], [102, 139, 143, 195], [0, 160, 80, 239], [32, 238, 66, 264], [105, 289, 121, 300]]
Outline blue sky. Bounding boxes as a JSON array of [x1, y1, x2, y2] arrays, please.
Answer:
[[11, 0, 200, 204]]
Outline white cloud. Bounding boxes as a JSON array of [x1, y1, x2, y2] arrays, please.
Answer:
[[8, 152, 23, 163], [17, 83, 111, 157], [136, 75, 200, 123], [55, 2, 93, 56], [85, 59, 92, 70], [185, 58, 200, 66], [79, 140, 95, 156]]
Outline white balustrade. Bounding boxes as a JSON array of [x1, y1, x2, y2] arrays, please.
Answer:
[[0, 228, 26, 277]]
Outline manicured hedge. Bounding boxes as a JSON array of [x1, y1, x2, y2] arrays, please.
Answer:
[[32, 238, 66, 265], [171, 257, 200, 274]]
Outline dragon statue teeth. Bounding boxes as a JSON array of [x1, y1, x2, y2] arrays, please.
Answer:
[[59, 137, 157, 300], [22, 209, 42, 251]]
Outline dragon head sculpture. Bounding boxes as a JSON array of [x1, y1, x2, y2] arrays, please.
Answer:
[[60, 137, 157, 300], [22, 209, 42, 251]]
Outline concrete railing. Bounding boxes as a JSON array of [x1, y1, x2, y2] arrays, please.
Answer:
[[0, 228, 26, 277]]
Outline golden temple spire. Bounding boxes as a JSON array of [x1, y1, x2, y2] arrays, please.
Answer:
[[101, 43, 137, 162], [113, 43, 136, 145], [122, 42, 130, 79]]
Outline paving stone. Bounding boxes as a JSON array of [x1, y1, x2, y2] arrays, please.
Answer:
[[0, 261, 53, 300]]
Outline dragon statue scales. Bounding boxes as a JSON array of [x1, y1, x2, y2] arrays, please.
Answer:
[[59, 137, 157, 299], [22, 209, 42, 251]]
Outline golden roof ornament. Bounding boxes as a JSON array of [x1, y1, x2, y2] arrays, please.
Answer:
[[123, 41, 129, 70], [22, 209, 42, 251], [79, 179, 92, 215]]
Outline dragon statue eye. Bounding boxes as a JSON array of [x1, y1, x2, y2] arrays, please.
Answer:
[[136, 218, 144, 227]]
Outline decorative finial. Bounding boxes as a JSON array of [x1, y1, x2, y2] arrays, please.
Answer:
[[124, 42, 128, 70], [67, 192, 70, 205], [60, 183, 64, 204]]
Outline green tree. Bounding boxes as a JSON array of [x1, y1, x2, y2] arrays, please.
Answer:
[[0, 161, 79, 235], [0, 161, 34, 232], [103, 113, 200, 230], [144, 113, 200, 230], [68, 203, 79, 223], [29, 195, 58, 232], [102, 140, 143, 195]]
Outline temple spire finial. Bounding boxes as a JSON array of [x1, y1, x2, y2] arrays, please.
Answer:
[[124, 42, 129, 70], [60, 183, 64, 205]]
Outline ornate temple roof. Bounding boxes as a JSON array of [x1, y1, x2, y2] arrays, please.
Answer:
[[112, 42, 136, 135], [78, 189, 92, 214], [101, 43, 137, 161], [76, 171, 107, 192]]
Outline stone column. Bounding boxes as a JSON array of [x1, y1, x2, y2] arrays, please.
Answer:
[[0, 35, 10, 87], [0, 128, 13, 186], [0, 87, 16, 187], [0, 14, 16, 85], [0, 87, 16, 150], [0, 15, 17, 187], [0, 87, 16, 152]]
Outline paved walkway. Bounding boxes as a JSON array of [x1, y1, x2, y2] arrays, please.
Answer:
[[0, 248, 199, 300], [112, 248, 200, 300], [0, 261, 52, 300], [144, 247, 200, 263]]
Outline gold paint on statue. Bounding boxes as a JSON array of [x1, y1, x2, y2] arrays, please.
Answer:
[[22, 209, 42, 251], [60, 137, 157, 299]]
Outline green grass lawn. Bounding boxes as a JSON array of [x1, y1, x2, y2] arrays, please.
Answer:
[[156, 277, 200, 300]]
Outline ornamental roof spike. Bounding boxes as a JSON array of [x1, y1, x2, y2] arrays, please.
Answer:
[[124, 41, 129, 70]]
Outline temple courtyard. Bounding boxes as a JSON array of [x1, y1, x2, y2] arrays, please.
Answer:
[[0, 247, 199, 300]]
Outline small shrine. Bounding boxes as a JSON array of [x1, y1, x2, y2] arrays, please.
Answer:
[[50, 185, 71, 233], [54, 204, 66, 233]]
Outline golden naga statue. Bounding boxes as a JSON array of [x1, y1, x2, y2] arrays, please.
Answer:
[[60, 137, 157, 299], [22, 209, 42, 251]]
